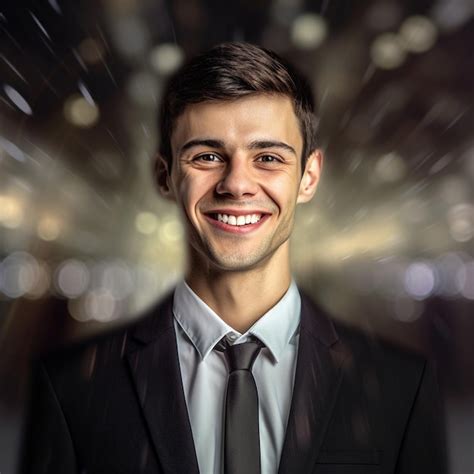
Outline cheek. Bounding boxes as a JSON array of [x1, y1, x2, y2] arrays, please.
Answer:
[[178, 173, 215, 211], [262, 174, 299, 210]]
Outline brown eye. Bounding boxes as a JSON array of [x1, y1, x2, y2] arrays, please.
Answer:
[[257, 155, 281, 163], [195, 153, 221, 162]]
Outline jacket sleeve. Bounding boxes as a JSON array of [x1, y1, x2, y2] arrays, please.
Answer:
[[395, 361, 448, 474], [19, 363, 78, 474]]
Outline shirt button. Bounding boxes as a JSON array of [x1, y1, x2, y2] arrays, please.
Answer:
[[228, 333, 238, 341]]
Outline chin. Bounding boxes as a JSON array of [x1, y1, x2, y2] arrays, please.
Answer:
[[189, 235, 280, 272], [207, 248, 273, 272], [212, 259, 261, 272]]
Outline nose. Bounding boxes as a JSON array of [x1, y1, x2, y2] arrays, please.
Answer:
[[215, 157, 259, 198]]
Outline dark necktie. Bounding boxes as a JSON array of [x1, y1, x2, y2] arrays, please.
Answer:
[[216, 337, 264, 474]]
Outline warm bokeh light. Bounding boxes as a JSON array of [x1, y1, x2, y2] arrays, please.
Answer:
[[0, 195, 24, 229], [291, 13, 328, 50], [399, 15, 438, 53], [374, 152, 407, 183], [63, 94, 100, 128], [37, 215, 62, 241], [135, 211, 159, 235], [370, 33, 406, 69], [149, 43, 184, 75], [84, 288, 118, 322], [159, 217, 184, 244]]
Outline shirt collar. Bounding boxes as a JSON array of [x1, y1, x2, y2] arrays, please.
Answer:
[[173, 279, 301, 363]]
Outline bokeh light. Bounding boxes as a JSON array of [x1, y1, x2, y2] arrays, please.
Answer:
[[404, 261, 437, 299], [374, 152, 407, 183], [291, 13, 328, 49], [447, 204, 474, 242], [431, 0, 473, 32], [64, 94, 100, 127], [159, 216, 183, 244], [399, 15, 438, 53], [456, 261, 474, 299], [0, 195, 24, 229], [435, 252, 466, 297], [3, 85, 33, 115], [135, 211, 159, 235], [0, 252, 39, 298], [84, 289, 118, 322], [371, 33, 406, 69], [37, 216, 62, 241], [100, 260, 134, 299], [149, 43, 184, 75], [55, 259, 90, 298]]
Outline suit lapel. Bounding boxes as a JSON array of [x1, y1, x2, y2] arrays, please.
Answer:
[[278, 292, 348, 474], [125, 291, 199, 474]]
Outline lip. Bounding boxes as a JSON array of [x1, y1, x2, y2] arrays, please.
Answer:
[[203, 212, 271, 234], [204, 209, 271, 217]]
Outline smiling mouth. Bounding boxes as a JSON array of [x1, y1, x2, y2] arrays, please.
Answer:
[[206, 212, 268, 227]]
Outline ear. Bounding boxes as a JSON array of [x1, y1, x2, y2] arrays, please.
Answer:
[[297, 149, 323, 204], [154, 154, 175, 201]]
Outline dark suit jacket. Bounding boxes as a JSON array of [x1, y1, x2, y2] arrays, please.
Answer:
[[21, 290, 447, 473]]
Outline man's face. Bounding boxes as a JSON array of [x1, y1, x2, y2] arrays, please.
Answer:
[[162, 94, 320, 272]]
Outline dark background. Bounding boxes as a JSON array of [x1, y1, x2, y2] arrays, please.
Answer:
[[0, 0, 473, 472]]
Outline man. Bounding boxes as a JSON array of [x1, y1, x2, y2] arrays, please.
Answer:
[[21, 42, 447, 473]]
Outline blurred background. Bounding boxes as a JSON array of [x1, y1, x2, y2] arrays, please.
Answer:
[[0, 0, 473, 472]]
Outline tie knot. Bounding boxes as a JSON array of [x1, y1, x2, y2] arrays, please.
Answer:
[[216, 337, 264, 372]]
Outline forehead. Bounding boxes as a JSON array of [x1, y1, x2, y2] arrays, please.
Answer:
[[171, 94, 303, 155]]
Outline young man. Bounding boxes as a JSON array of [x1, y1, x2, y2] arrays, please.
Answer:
[[22, 43, 446, 474]]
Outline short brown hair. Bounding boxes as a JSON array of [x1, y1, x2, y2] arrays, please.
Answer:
[[158, 42, 318, 171]]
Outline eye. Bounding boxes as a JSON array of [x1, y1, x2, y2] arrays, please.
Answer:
[[256, 155, 282, 163], [194, 153, 222, 162]]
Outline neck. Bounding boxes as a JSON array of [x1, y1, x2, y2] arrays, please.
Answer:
[[185, 245, 292, 333]]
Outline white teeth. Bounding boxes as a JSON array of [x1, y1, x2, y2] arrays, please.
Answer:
[[216, 213, 262, 226]]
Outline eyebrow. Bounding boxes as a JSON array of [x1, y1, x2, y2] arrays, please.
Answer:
[[248, 140, 296, 156], [179, 138, 297, 157], [179, 139, 225, 156]]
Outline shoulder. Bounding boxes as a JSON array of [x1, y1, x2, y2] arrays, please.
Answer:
[[334, 319, 429, 398], [37, 290, 175, 384], [298, 290, 441, 434], [299, 289, 429, 381]]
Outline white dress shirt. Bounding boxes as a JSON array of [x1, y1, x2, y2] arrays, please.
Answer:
[[173, 279, 301, 474]]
